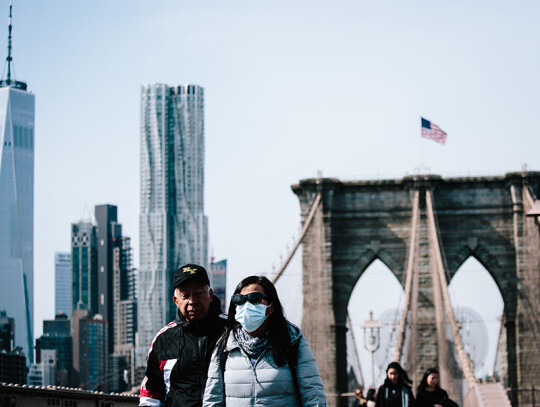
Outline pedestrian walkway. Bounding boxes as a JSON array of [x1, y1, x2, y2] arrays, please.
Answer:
[[475, 382, 512, 407]]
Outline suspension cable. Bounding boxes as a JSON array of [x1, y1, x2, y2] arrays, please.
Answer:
[[425, 189, 477, 388], [272, 190, 322, 284], [393, 189, 420, 362]]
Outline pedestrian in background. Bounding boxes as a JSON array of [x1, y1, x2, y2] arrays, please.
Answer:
[[375, 361, 416, 407], [203, 275, 326, 406], [366, 387, 377, 407], [416, 368, 457, 407], [353, 387, 368, 407]]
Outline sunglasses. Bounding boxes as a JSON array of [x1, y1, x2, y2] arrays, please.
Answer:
[[231, 292, 268, 306]]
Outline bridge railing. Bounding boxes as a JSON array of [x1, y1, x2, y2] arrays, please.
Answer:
[[0, 383, 139, 407], [507, 385, 538, 407], [463, 383, 485, 407]]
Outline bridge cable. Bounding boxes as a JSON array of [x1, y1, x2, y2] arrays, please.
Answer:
[[272, 190, 322, 284], [347, 311, 366, 387], [492, 311, 506, 377], [392, 189, 420, 362], [425, 189, 477, 389]]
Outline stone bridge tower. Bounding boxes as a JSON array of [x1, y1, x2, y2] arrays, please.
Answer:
[[292, 172, 540, 407]]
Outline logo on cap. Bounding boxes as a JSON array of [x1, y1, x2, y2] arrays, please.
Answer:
[[183, 266, 197, 275]]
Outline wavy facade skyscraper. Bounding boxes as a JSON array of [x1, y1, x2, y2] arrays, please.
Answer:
[[138, 84, 208, 362]]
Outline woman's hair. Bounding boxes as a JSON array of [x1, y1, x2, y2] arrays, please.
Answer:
[[417, 367, 440, 393], [217, 275, 291, 365], [366, 388, 376, 400], [385, 361, 413, 387]]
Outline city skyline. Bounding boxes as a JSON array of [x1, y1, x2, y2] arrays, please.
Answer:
[[1, 2, 538, 378]]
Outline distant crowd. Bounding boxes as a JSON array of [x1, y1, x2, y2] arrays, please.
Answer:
[[352, 364, 458, 407]]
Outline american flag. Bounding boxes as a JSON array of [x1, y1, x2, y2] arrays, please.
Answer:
[[421, 117, 447, 145]]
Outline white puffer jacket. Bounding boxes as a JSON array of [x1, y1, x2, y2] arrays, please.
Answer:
[[203, 322, 326, 407]]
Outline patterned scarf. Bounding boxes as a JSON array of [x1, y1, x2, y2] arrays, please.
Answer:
[[234, 325, 270, 359]]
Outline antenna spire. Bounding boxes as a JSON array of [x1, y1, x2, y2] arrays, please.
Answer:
[[1, 0, 26, 90], [6, 0, 12, 83]]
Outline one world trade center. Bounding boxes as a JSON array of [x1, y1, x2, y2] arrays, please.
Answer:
[[0, 2, 35, 364]]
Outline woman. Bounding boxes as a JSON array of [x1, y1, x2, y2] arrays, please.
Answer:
[[366, 387, 377, 407], [203, 275, 326, 406], [375, 362, 416, 407], [415, 368, 449, 407]]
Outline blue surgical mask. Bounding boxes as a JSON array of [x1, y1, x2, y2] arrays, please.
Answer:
[[235, 301, 270, 332]]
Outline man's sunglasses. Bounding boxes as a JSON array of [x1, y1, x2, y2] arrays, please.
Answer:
[[231, 292, 267, 306]]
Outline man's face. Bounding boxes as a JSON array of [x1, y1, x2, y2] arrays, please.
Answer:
[[173, 279, 213, 322]]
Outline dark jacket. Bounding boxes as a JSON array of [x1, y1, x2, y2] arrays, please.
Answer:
[[140, 296, 227, 407], [416, 388, 449, 407], [353, 396, 368, 407], [375, 381, 416, 407]]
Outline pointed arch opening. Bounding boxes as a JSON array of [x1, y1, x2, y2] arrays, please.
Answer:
[[347, 259, 404, 390], [448, 256, 504, 379]]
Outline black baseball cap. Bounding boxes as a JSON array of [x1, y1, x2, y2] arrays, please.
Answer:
[[173, 264, 210, 288]]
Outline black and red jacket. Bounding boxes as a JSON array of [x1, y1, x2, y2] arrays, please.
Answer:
[[139, 297, 226, 407]]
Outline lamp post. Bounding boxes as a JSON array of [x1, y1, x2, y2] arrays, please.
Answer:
[[362, 311, 381, 387]]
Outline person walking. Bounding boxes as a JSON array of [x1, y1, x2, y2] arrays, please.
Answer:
[[375, 362, 416, 407], [203, 275, 326, 406], [366, 387, 377, 407], [139, 264, 227, 407], [416, 368, 454, 407], [353, 387, 368, 407]]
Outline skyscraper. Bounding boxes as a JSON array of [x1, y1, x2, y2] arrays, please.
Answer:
[[210, 258, 227, 313], [138, 84, 208, 360], [95, 204, 120, 353], [36, 313, 72, 386], [0, 2, 35, 364], [0, 311, 26, 384], [111, 236, 137, 392], [0, 310, 15, 352], [78, 313, 108, 391], [55, 252, 72, 317], [71, 221, 98, 314]]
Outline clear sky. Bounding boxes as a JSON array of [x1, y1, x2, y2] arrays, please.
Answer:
[[2, 0, 538, 382]]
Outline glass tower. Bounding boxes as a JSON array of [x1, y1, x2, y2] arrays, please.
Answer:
[[138, 84, 208, 362], [54, 252, 72, 317], [0, 82, 35, 364], [71, 222, 98, 315]]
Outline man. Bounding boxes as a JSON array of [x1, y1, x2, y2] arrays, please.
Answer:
[[353, 387, 368, 407], [139, 264, 227, 407]]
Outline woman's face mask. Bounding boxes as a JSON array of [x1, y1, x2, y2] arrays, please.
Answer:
[[235, 301, 271, 332]]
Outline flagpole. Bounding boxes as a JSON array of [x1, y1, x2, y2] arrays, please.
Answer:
[[419, 117, 424, 174]]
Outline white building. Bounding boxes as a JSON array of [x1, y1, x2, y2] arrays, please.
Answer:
[[138, 84, 208, 363], [28, 349, 56, 386]]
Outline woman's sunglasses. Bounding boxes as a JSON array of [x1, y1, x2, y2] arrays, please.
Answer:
[[231, 292, 267, 306]]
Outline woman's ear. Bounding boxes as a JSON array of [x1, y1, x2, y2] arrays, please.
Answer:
[[267, 304, 275, 316]]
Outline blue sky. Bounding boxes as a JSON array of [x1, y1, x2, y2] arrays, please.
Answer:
[[2, 0, 537, 380]]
